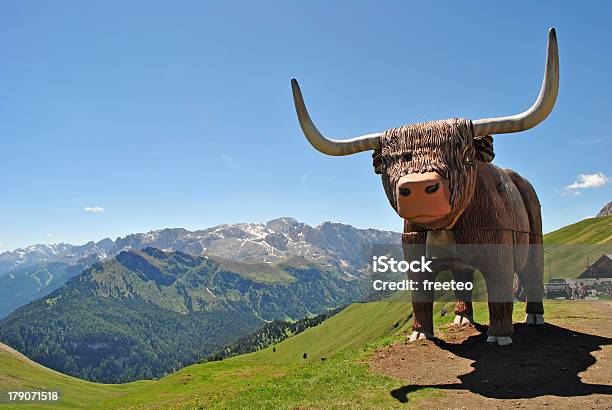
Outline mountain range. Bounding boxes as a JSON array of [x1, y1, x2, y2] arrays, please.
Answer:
[[0, 218, 399, 276], [1, 214, 611, 385], [0, 240, 113, 276], [0, 218, 400, 320], [0, 215, 610, 408], [0, 218, 399, 382], [0, 248, 363, 383], [0, 256, 97, 319]]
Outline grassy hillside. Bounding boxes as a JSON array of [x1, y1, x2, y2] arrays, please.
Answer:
[[0, 248, 361, 383], [544, 215, 612, 245], [1, 298, 597, 409], [0, 298, 415, 409], [0, 216, 609, 408], [0, 343, 138, 408], [543, 215, 612, 280], [0, 287, 462, 409], [237, 300, 412, 365]]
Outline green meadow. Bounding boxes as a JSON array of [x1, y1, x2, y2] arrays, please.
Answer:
[[1, 216, 610, 409]]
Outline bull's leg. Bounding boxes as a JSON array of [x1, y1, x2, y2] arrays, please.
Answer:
[[411, 301, 434, 341], [452, 267, 474, 326], [481, 257, 515, 346], [486, 301, 514, 345], [519, 234, 545, 325], [409, 271, 435, 341], [402, 230, 434, 341]]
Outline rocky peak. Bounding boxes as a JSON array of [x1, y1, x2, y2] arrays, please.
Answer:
[[596, 201, 612, 217], [0, 218, 401, 277]]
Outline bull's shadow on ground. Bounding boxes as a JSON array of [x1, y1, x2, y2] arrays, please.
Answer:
[[390, 323, 612, 403]]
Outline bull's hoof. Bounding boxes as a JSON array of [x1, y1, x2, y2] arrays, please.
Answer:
[[453, 315, 473, 326], [486, 336, 513, 346], [409, 331, 432, 342], [525, 313, 545, 325]]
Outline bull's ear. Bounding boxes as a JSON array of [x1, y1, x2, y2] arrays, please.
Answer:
[[474, 135, 494, 163], [372, 150, 383, 174]]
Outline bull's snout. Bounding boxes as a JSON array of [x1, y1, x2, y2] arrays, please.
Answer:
[[396, 172, 451, 222]]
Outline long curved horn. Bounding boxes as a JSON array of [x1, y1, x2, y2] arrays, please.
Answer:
[[291, 79, 381, 156], [472, 28, 559, 136]]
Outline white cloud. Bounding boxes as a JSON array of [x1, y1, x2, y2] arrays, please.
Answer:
[[563, 172, 610, 196], [300, 173, 309, 184], [44, 233, 54, 237], [563, 190, 582, 197], [84, 206, 105, 214]]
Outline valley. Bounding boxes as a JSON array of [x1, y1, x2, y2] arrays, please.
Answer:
[[0, 215, 610, 408], [0, 218, 399, 320], [0, 249, 362, 383], [1, 299, 609, 409]]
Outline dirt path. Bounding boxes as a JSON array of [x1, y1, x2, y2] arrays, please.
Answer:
[[370, 302, 612, 409]]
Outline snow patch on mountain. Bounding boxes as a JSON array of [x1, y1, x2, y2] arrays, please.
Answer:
[[1, 218, 400, 277]]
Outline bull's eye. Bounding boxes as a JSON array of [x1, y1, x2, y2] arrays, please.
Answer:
[[425, 182, 440, 194], [399, 188, 411, 197], [403, 152, 413, 162]]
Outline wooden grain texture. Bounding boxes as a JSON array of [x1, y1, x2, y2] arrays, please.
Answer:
[[376, 118, 544, 338]]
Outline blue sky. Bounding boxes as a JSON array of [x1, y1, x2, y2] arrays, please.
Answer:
[[1, 1, 611, 252]]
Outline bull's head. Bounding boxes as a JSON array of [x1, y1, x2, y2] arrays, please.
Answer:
[[291, 29, 559, 229]]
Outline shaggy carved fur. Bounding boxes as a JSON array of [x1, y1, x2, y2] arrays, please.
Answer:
[[375, 118, 545, 340], [378, 118, 476, 230]]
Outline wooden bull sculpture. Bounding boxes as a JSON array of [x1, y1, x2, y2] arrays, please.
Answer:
[[291, 29, 559, 345]]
